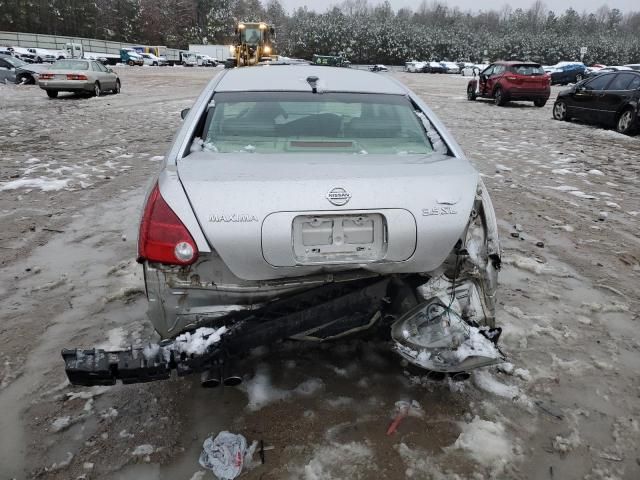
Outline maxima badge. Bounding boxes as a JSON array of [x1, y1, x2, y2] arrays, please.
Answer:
[[326, 187, 351, 206]]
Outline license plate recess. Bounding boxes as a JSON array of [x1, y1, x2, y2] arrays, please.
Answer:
[[292, 213, 386, 264]]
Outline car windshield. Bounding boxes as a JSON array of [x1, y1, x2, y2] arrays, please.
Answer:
[[511, 64, 545, 75], [51, 60, 88, 70], [2, 55, 27, 68], [200, 92, 434, 155]]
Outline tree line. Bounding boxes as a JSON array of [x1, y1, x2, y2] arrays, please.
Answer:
[[1, 0, 639, 65]]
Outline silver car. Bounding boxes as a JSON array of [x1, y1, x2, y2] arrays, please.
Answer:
[[63, 66, 502, 387], [38, 59, 121, 98]]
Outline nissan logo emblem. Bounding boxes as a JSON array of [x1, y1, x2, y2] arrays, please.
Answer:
[[326, 187, 351, 206]]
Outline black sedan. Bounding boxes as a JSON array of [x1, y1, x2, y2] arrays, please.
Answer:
[[552, 71, 640, 135]]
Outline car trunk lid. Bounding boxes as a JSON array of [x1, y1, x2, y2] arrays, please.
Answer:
[[177, 152, 478, 281]]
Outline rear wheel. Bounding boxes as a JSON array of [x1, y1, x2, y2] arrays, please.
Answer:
[[534, 99, 547, 107], [93, 82, 102, 97], [493, 87, 507, 106], [18, 73, 34, 85], [616, 108, 637, 135], [128, 60, 134, 66], [46, 90, 58, 99], [467, 85, 476, 101], [553, 101, 567, 121]]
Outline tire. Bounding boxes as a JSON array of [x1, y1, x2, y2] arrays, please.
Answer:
[[36, 56, 42, 63], [113, 79, 121, 94], [18, 74, 34, 85], [153, 62, 158, 66], [46, 90, 58, 99], [553, 101, 567, 121], [534, 99, 547, 107], [128, 60, 134, 66], [616, 108, 637, 135], [467, 85, 476, 101], [493, 87, 507, 106], [93, 82, 101, 97]]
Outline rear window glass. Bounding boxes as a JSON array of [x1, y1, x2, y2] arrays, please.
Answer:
[[510, 64, 544, 75], [51, 60, 88, 70], [198, 92, 434, 155]]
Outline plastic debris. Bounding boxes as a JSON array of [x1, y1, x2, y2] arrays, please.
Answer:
[[386, 400, 424, 435], [199, 431, 257, 480]]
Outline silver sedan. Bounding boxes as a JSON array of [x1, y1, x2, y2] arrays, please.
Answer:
[[63, 65, 504, 387], [37, 59, 120, 98]]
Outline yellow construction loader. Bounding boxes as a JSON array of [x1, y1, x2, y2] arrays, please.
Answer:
[[228, 22, 275, 67]]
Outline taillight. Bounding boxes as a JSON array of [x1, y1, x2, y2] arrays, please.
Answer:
[[138, 184, 198, 266], [66, 74, 88, 80], [40, 73, 53, 80]]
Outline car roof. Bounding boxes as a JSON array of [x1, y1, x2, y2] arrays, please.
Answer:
[[215, 66, 407, 94], [494, 61, 541, 66]]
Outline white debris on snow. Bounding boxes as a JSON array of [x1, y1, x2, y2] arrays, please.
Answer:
[[51, 416, 71, 433], [173, 326, 227, 356], [450, 416, 513, 472], [513, 368, 532, 382], [503, 255, 569, 276], [96, 327, 128, 350], [553, 429, 582, 453], [473, 369, 519, 398], [0, 177, 71, 192], [65, 385, 110, 401], [149, 155, 164, 161], [242, 366, 324, 411], [100, 407, 118, 419], [132, 444, 155, 456], [395, 443, 448, 479], [119, 429, 135, 438], [292, 441, 375, 480]]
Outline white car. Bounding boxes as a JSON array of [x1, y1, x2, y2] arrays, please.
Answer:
[[441, 62, 460, 74], [406, 61, 426, 73], [140, 53, 164, 66], [9, 46, 35, 62], [27, 48, 57, 63]]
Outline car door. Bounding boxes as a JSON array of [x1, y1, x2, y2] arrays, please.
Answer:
[[0, 58, 16, 83], [96, 61, 115, 89], [478, 64, 495, 96], [597, 73, 636, 126], [569, 74, 615, 123], [486, 64, 505, 95]]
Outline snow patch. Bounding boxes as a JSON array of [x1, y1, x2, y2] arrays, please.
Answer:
[[450, 416, 513, 473], [473, 369, 519, 398], [242, 366, 324, 411], [132, 444, 155, 456], [292, 441, 375, 480], [0, 177, 70, 192], [173, 326, 227, 356]]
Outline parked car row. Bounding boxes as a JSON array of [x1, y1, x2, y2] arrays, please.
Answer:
[[405, 60, 461, 74], [464, 59, 639, 135], [0, 46, 67, 63]]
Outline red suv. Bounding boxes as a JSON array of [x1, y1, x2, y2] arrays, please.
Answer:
[[467, 61, 551, 107]]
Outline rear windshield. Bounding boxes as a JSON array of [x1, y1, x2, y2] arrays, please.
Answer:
[[510, 64, 545, 75], [51, 60, 89, 70], [198, 92, 434, 155]]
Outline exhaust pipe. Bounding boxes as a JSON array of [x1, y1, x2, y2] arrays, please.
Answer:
[[201, 367, 222, 388], [222, 363, 242, 387]]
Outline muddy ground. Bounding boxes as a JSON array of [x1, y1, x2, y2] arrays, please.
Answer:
[[0, 67, 639, 480]]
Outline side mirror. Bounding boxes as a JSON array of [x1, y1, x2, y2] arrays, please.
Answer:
[[107, 68, 113, 73], [180, 108, 190, 120]]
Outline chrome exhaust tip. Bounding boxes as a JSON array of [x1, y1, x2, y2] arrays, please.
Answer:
[[201, 368, 222, 388], [222, 363, 242, 386]]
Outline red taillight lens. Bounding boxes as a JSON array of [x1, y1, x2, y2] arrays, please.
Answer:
[[40, 73, 53, 80], [138, 184, 198, 266], [66, 74, 88, 80]]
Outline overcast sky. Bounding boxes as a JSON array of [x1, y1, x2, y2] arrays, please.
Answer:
[[277, 0, 637, 14]]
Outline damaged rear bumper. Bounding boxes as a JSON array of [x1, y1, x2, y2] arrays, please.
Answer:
[[62, 276, 504, 387]]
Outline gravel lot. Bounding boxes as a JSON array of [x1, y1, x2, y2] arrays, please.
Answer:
[[0, 67, 639, 480]]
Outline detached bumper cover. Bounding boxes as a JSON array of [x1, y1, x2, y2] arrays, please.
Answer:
[[62, 278, 391, 386]]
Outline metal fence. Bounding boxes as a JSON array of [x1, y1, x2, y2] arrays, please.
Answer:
[[0, 30, 138, 55]]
